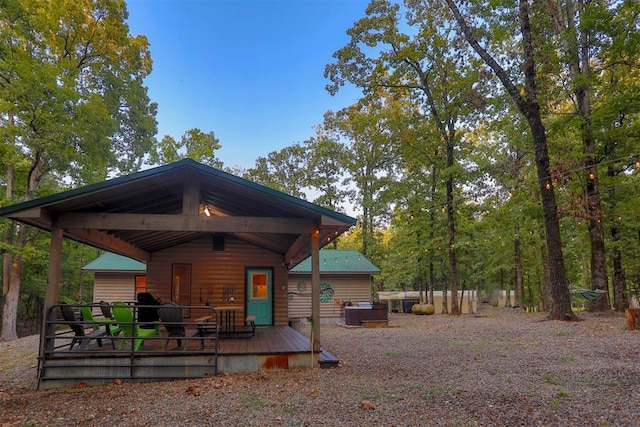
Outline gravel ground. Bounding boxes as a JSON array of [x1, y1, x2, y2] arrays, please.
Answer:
[[2, 305, 640, 427]]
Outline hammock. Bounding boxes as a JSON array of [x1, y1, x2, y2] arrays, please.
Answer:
[[569, 287, 607, 300]]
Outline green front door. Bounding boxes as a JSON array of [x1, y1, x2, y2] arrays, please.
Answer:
[[246, 268, 273, 325]]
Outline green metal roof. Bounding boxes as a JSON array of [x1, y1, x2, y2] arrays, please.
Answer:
[[0, 159, 356, 266], [0, 159, 356, 225], [82, 252, 146, 272], [290, 250, 380, 274]]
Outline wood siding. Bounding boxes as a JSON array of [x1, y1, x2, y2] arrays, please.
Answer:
[[146, 235, 289, 326], [92, 273, 138, 305], [288, 273, 373, 321]]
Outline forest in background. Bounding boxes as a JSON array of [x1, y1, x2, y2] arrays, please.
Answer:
[[1, 0, 639, 337]]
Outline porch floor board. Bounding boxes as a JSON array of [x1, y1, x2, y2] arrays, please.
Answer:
[[217, 326, 311, 355], [105, 325, 315, 355]]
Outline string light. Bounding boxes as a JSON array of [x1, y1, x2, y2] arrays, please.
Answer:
[[384, 153, 638, 222]]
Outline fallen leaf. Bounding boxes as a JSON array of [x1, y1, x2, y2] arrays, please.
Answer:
[[360, 400, 375, 410], [187, 386, 202, 396]]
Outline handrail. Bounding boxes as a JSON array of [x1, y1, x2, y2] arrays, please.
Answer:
[[38, 302, 220, 388], [40, 303, 219, 357], [41, 302, 220, 356]]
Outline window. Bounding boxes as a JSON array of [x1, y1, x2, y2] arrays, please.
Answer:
[[134, 275, 147, 297]]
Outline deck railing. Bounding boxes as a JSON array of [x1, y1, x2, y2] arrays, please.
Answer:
[[38, 302, 220, 388]]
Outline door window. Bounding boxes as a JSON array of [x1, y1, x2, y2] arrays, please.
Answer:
[[251, 273, 268, 299]]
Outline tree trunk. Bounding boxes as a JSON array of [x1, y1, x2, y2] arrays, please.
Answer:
[[470, 285, 476, 314], [561, 0, 609, 312], [1, 148, 47, 341], [531, 116, 574, 319], [446, 199, 460, 313], [1, 160, 18, 341], [539, 236, 549, 312], [514, 224, 523, 307], [441, 268, 449, 314], [428, 166, 437, 306], [611, 225, 628, 312], [446, 134, 460, 315], [1, 225, 25, 342], [428, 257, 435, 305]]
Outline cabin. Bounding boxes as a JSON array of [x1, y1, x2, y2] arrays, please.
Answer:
[[0, 159, 356, 389], [82, 252, 147, 303], [287, 249, 380, 324]]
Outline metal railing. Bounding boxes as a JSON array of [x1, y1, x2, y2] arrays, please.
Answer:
[[38, 302, 220, 388]]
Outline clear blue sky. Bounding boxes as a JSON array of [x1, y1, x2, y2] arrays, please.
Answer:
[[125, 0, 367, 170]]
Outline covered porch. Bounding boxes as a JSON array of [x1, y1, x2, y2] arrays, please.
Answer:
[[0, 159, 354, 389]]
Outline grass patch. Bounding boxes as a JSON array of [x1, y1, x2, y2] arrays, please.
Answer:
[[281, 405, 298, 415], [559, 356, 575, 363], [423, 386, 446, 399], [542, 374, 565, 386], [385, 351, 402, 358], [242, 391, 269, 409]]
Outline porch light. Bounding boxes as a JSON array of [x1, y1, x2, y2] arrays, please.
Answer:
[[204, 205, 211, 216]]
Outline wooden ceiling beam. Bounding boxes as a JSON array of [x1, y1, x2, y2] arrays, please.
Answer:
[[57, 213, 316, 234], [64, 228, 150, 262]]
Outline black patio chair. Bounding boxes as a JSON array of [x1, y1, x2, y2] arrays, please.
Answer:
[[59, 302, 105, 351], [136, 292, 161, 329], [158, 302, 185, 350]]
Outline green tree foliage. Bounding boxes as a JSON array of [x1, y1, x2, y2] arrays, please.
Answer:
[[303, 125, 352, 214], [323, 91, 400, 261], [325, 0, 489, 314], [0, 0, 157, 340], [244, 143, 308, 199], [150, 128, 223, 168]]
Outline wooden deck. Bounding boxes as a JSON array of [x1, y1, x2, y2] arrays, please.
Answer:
[[217, 326, 311, 354], [38, 324, 339, 389]]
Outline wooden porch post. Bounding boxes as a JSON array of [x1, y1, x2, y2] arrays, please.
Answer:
[[311, 229, 321, 354], [41, 221, 63, 354]]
